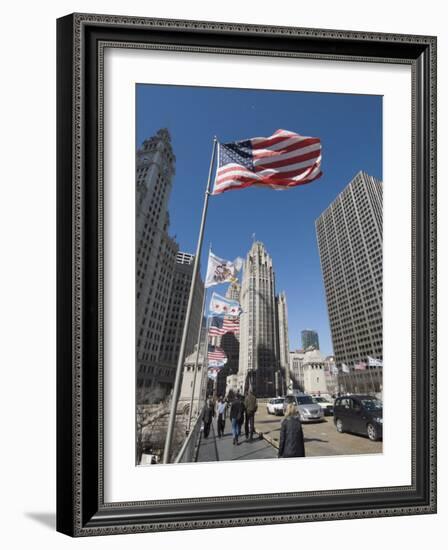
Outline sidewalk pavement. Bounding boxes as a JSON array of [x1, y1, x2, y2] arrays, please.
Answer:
[[196, 418, 278, 462]]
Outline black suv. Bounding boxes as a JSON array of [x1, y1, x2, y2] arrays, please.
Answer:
[[333, 395, 383, 441]]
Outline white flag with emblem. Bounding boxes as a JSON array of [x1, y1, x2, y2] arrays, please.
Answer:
[[205, 251, 243, 288]]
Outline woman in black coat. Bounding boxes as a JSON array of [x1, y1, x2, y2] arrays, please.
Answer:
[[278, 403, 305, 458]]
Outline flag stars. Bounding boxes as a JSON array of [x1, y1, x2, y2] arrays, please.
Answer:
[[220, 141, 254, 170]]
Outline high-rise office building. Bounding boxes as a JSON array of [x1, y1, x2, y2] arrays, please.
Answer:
[[315, 170, 383, 369], [159, 251, 204, 367], [136, 129, 178, 400], [238, 242, 281, 397], [301, 329, 320, 351], [136, 129, 204, 401]]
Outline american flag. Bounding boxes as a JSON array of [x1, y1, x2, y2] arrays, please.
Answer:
[[212, 129, 322, 195], [208, 316, 240, 336], [208, 345, 228, 365]]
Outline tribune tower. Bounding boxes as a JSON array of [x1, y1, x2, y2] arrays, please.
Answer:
[[238, 242, 282, 397]]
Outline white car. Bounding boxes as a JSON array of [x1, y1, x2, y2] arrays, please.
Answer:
[[266, 397, 285, 416], [312, 395, 334, 415]]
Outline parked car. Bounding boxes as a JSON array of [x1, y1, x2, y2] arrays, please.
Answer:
[[333, 395, 383, 441], [266, 397, 285, 416], [283, 393, 324, 422], [313, 395, 334, 416]]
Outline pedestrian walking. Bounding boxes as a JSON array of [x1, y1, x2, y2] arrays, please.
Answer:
[[244, 389, 258, 440], [216, 396, 226, 438], [278, 403, 305, 458], [202, 398, 215, 439], [237, 393, 246, 437], [229, 393, 244, 445]]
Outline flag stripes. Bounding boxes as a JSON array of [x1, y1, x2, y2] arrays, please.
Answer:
[[207, 344, 228, 367], [212, 129, 322, 195], [208, 316, 240, 336], [208, 346, 227, 361]]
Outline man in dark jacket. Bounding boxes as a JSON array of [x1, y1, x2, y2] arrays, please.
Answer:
[[278, 403, 305, 458], [237, 393, 246, 437], [202, 398, 215, 439], [244, 390, 258, 440], [229, 393, 244, 445], [216, 396, 226, 438]]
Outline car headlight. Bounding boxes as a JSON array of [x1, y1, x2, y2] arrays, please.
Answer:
[[374, 417, 383, 424]]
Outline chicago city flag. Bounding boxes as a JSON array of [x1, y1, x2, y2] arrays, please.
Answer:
[[209, 292, 241, 317], [212, 129, 322, 195], [205, 251, 243, 288]]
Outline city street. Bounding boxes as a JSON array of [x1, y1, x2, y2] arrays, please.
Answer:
[[194, 407, 381, 463], [255, 407, 382, 457]]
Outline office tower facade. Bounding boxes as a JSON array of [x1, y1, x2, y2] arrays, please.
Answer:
[[238, 241, 281, 397], [136, 129, 178, 401], [135, 129, 204, 402], [159, 251, 204, 366], [301, 329, 320, 351], [315, 170, 383, 369], [276, 292, 291, 393]]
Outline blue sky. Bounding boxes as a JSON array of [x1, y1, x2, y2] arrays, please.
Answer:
[[136, 84, 382, 356]]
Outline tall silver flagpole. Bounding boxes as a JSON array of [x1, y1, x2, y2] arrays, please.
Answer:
[[367, 363, 376, 394], [349, 367, 356, 393], [199, 315, 212, 407], [186, 264, 209, 433], [163, 138, 218, 464]]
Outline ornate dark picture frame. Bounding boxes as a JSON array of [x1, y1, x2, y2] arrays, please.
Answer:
[[56, 13, 437, 537]]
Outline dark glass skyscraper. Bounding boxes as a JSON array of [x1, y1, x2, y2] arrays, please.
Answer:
[[301, 329, 320, 351]]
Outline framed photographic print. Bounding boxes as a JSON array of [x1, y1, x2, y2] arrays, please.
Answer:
[[56, 13, 437, 536]]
